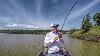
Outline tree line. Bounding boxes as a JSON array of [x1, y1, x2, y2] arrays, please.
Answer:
[[0, 29, 68, 34]]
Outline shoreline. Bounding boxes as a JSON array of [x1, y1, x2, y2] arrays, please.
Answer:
[[69, 26, 100, 42]]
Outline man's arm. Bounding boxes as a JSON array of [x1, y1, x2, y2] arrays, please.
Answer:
[[44, 33, 54, 47]]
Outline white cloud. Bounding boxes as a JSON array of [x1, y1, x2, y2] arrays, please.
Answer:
[[25, 25, 38, 29], [28, 25, 35, 28], [6, 23, 39, 29], [0, 16, 50, 29], [7, 24, 17, 27], [35, 26, 38, 29]]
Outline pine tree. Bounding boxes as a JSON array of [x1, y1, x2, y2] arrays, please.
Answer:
[[81, 14, 92, 32], [93, 13, 100, 26]]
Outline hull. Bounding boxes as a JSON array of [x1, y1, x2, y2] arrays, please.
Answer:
[[38, 49, 72, 56]]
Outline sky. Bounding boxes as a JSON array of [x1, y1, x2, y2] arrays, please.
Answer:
[[0, 0, 100, 30]]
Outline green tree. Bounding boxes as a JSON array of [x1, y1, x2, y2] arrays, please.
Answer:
[[81, 14, 92, 32], [93, 13, 100, 26]]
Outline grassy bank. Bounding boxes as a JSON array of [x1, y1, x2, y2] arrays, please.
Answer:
[[69, 26, 100, 42]]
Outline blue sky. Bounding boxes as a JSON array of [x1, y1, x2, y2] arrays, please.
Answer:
[[0, 0, 100, 30]]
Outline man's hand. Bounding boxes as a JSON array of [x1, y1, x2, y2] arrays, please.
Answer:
[[53, 32, 63, 40], [53, 35, 59, 41], [58, 32, 63, 37]]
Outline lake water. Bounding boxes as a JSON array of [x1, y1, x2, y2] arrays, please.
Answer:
[[0, 33, 100, 56]]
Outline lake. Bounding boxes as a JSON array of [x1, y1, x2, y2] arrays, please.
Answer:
[[0, 33, 100, 56]]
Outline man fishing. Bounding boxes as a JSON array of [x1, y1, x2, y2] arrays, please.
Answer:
[[44, 23, 64, 56], [41, 0, 80, 55]]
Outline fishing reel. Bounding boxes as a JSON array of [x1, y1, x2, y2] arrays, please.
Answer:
[[58, 32, 64, 37], [53, 32, 64, 40]]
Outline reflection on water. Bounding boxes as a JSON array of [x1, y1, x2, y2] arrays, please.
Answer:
[[64, 35, 100, 56], [0, 33, 100, 56]]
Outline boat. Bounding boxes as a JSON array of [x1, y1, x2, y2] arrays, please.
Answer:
[[38, 48, 72, 56]]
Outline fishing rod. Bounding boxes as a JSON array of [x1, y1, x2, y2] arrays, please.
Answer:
[[60, 0, 80, 55], [61, 0, 80, 31]]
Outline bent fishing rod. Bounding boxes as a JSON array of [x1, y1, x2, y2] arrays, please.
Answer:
[[61, 0, 80, 31], [60, 0, 80, 54]]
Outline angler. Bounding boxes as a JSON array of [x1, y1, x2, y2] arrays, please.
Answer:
[[39, 23, 71, 56], [44, 23, 64, 56]]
